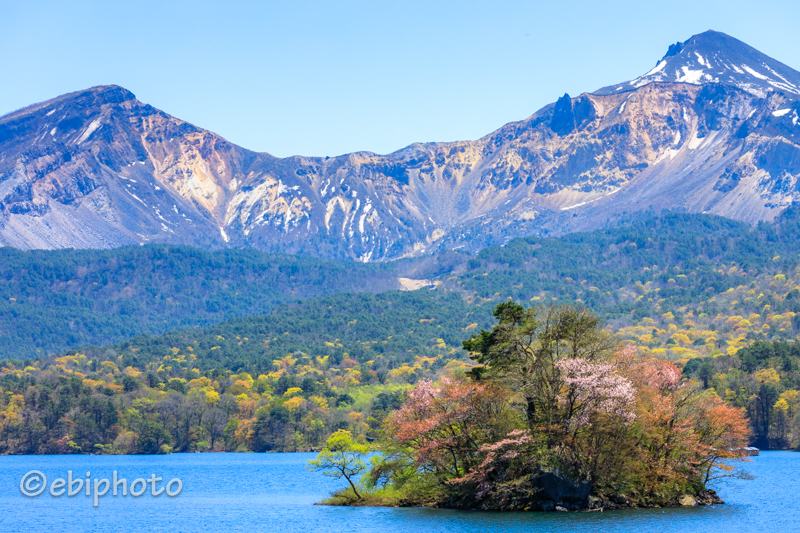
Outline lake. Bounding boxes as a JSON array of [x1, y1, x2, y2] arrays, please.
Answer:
[[0, 451, 797, 532]]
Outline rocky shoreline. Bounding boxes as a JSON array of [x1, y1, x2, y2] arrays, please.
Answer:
[[351, 471, 726, 513], [384, 489, 724, 513]]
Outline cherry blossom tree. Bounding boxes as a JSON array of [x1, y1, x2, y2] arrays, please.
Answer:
[[386, 376, 513, 479]]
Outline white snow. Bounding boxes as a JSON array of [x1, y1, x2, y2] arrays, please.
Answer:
[[746, 109, 757, 120], [654, 148, 680, 164], [773, 108, 791, 117], [219, 228, 230, 242], [618, 102, 626, 114], [742, 65, 769, 80], [45, 109, 56, 116], [125, 190, 146, 205], [358, 212, 368, 234], [676, 66, 705, 84], [561, 197, 602, 211], [695, 52, 708, 67], [50, 128, 56, 136], [644, 60, 667, 77], [768, 80, 800, 95], [153, 208, 169, 224], [764, 65, 793, 85], [673, 131, 682, 145], [77, 118, 102, 144], [688, 132, 703, 150], [732, 65, 745, 74]]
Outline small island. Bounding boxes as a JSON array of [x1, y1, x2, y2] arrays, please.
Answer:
[[309, 303, 750, 512]]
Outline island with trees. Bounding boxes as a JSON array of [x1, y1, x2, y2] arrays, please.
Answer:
[[310, 303, 751, 512]]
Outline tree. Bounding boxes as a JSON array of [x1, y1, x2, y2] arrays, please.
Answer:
[[308, 430, 369, 499], [627, 356, 750, 492], [697, 362, 714, 389], [202, 408, 228, 450], [694, 397, 751, 483], [385, 376, 513, 481], [463, 303, 616, 435]]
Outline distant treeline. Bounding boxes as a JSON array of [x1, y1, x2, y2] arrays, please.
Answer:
[[0, 245, 397, 358]]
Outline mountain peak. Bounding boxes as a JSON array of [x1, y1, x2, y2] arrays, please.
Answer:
[[596, 30, 800, 98], [0, 85, 136, 125]]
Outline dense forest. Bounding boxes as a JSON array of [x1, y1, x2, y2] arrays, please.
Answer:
[[2, 209, 800, 453], [683, 341, 800, 450], [0, 245, 398, 357], [4, 209, 800, 359], [1, 288, 799, 454]]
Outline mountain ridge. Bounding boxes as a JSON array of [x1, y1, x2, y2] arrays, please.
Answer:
[[1, 30, 799, 261], [596, 30, 800, 98]]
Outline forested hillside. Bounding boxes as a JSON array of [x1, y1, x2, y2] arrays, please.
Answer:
[[5, 208, 800, 360], [0, 245, 398, 358], [683, 341, 800, 450], [3, 209, 800, 453]]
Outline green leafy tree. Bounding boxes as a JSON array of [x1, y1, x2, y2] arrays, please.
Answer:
[[463, 302, 615, 432], [308, 430, 369, 499]]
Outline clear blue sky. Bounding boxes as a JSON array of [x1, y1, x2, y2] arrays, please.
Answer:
[[2, 0, 799, 157]]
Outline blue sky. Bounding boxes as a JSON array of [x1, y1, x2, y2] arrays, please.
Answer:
[[2, 0, 799, 157]]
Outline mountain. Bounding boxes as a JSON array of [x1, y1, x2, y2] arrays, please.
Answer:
[[1, 30, 799, 261], [595, 30, 800, 98]]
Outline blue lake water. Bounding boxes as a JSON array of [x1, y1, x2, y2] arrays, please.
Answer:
[[0, 451, 797, 532]]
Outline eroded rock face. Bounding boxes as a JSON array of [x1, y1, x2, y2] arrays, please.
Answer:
[[1, 30, 799, 260]]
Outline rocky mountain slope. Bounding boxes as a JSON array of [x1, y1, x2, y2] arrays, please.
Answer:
[[1, 30, 799, 261]]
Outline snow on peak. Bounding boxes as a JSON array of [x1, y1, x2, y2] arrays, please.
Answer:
[[595, 30, 800, 98]]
